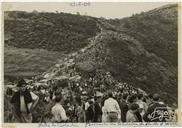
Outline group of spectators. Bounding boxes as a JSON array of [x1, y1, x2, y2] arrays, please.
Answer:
[[6, 52, 176, 123], [7, 70, 177, 123]]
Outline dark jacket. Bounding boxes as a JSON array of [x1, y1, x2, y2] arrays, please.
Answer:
[[10, 89, 33, 117], [86, 106, 95, 122], [143, 102, 168, 122], [135, 111, 142, 122], [120, 100, 129, 122], [93, 102, 102, 122]]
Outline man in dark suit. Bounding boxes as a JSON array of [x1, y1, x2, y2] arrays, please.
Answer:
[[93, 96, 102, 122], [119, 93, 129, 122], [10, 79, 39, 123], [86, 100, 95, 123]]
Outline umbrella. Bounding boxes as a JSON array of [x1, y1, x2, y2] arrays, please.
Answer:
[[39, 79, 50, 83], [33, 82, 48, 87], [66, 62, 75, 67], [76, 62, 95, 72], [35, 83, 49, 89], [43, 73, 54, 79], [6, 84, 18, 92], [54, 80, 68, 87], [6, 84, 16, 89], [24, 79, 33, 83], [68, 59, 74, 63], [53, 75, 69, 80], [69, 75, 81, 81], [95, 91, 103, 97], [55, 64, 60, 67], [82, 91, 87, 95]]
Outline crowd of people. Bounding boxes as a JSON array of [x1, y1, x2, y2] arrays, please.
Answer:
[[6, 69, 177, 123], [6, 46, 177, 123]]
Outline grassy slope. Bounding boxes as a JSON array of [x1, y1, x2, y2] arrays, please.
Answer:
[[76, 4, 178, 106], [4, 11, 100, 82], [4, 46, 65, 82], [108, 4, 177, 66], [4, 11, 100, 53]]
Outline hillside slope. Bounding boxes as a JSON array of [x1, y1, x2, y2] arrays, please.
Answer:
[[4, 46, 66, 83], [4, 11, 100, 53], [75, 4, 178, 105], [4, 4, 178, 105], [4, 11, 101, 81], [108, 4, 178, 66]]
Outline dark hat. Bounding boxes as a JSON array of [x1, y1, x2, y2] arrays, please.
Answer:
[[122, 93, 128, 100], [88, 100, 94, 105], [138, 93, 143, 100], [148, 93, 153, 99], [153, 93, 160, 101], [108, 91, 113, 97], [55, 96, 62, 103], [17, 79, 28, 87], [128, 95, 137, 103], [130, 103, 139, 111]]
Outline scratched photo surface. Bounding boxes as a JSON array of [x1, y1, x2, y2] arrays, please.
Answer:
[[3, 2, 178, 124]]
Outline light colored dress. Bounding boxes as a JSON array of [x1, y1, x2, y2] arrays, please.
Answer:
[[102, 106, 108, 122]]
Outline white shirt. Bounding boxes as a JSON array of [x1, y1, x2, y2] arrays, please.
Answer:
[[102, 106, 108, 122], [104, 97, 121, 115], [20, 96, 27, 113], [85, 102, 90, 111], [20, 92, 39, 113], [51, 103, 68, 122], [27, 92, 39, 110]]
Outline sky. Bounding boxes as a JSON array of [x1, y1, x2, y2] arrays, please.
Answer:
[[3, 2, 175, 19]]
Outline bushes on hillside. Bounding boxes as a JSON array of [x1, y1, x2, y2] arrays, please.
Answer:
[[4, 11, 100, 53]]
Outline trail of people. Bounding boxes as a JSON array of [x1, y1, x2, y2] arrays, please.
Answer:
[[5, 21, 177, 123]]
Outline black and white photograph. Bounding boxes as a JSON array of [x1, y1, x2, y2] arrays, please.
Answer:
[[2, 2, 179, 125]]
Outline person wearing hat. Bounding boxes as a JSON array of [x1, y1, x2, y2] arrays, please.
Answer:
[[126, 103, 142, 122], [10, 79, 39, 123], [143, 93, 168, 122]]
